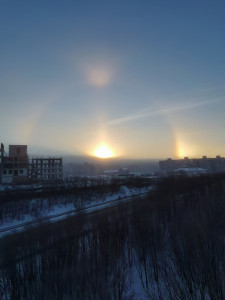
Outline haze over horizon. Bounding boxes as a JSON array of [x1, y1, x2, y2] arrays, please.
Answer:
[[1, 0, 225, 159]]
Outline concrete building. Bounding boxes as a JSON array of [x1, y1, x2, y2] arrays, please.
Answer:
[[173, 167, 206, 176], [29, 157, 63, 181], [0, 143, 63, 184], [0, 144, 29, 184]]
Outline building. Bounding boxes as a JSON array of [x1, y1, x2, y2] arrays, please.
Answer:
[[0, 143, 63, 184], [173, 167, 206, 176], [103, 168, 130, 177], [0, 144, 29, 184], [159, 156, 225, 175], [29, 157, 63, 181]]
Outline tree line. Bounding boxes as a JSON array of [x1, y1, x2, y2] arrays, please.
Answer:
[[0, 174, 225, 299], [0, 177, 152, 225]]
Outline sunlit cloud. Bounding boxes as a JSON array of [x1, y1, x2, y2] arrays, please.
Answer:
[[107, 98, 221, 126]]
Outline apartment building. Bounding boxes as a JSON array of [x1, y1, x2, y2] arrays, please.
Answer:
[[159, 156, 225, 174]]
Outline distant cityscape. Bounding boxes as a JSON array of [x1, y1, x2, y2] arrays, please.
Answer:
[[159, 156, 225, 175], [1, 142, 225, 185]]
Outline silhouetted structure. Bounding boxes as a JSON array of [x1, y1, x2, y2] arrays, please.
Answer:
[[103, 168, 130, 176], [159, 155, 225, 174]]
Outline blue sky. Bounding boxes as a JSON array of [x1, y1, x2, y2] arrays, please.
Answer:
[[0, 0, 225, 158]]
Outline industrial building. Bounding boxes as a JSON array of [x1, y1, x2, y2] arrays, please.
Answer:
[[0, 143, 63, 184]]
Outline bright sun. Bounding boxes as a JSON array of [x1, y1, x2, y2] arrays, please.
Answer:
[[93, 144, 114, 159]]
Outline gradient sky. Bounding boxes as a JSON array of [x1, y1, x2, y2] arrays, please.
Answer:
[[1, 0, 225, 159]]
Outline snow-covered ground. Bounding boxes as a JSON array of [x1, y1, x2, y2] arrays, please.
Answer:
[[0, 185, 153, 236]]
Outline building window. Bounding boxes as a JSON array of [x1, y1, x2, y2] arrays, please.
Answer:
[[3, 170, 6, 175], [20, 170, 24, 174], [9, 170, 12, 174]]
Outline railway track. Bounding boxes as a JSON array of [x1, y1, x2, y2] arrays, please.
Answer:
[[0, 192, 150, 235]]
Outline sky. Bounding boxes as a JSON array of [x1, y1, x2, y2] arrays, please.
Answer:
[[0, 0, 225, 159]]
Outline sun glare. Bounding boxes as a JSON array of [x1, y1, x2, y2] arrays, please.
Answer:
[[176, 137, 196, 159], [93, 144, 114, 159]]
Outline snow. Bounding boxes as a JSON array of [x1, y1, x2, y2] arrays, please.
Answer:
[[0, 185, 153, 237]]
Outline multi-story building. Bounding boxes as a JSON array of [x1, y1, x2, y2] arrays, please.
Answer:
[[159, 156, 225, 174], [0, 143, 63, 184], [0, 144, 29, 184], [29, 157, 63, 181]]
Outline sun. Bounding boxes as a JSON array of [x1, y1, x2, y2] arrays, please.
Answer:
[[93, 144, 114, 159]]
